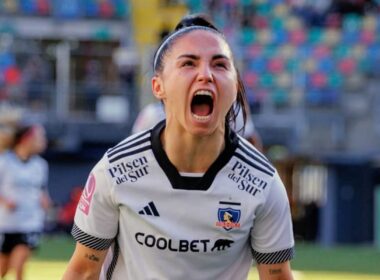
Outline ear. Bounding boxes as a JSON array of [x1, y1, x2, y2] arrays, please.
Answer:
[[152, 75, 165, 100]]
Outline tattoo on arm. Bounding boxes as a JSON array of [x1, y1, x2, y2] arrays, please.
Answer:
[[85, 253, 100, 262], [269, 268, 282, 275]]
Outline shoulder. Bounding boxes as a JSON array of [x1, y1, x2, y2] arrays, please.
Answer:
[[0, 152, 7, 171], [105, 129, 153, 165], [234, 135, 275, 178], [0, 151, 14, 166], [33, 155, 48, 167], [0, 151, 8, 161]]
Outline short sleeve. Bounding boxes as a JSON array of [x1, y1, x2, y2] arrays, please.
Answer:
[[72, 155, 118, 250], [250, 172, 295, 264]]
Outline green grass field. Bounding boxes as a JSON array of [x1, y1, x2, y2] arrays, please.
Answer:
[[10, 234, 380, 280], [19, 263, 380, 280]]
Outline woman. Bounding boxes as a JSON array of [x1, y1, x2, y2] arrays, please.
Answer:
[[63, 14, 294, 280], [0, 124, 50, 280]]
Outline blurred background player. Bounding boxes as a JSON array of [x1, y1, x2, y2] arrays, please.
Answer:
[[0, 123, 51, 280]]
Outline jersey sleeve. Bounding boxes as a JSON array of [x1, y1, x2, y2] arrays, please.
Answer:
[[72, 155, 118, 250], [250, 171, 295, 264]]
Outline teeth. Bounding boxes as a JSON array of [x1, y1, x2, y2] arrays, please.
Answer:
[[192, 114, 211, 121], [195, 90, 213, 97]]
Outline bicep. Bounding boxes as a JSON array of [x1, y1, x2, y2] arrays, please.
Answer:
[[62, 242, 108, 280], [257, 261, 294, 280]]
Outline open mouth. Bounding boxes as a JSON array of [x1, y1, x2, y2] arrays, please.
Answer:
[[191, 90, 214, 120]]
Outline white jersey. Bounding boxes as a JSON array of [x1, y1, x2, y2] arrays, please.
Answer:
[[0, 151, 49, 232], [73, 121, 294, 280]]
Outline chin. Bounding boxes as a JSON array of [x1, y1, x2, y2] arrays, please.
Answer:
[[187, 122, 218, 137]]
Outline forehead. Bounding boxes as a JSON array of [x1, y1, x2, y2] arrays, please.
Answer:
[[169, 29, 232, 58]]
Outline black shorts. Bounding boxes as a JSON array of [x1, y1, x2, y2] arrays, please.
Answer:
[[0, 232, 41, 254]]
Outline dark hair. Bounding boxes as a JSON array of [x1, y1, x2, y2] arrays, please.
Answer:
[[12, 123, 44, 148], [174, 13, 218, 31], [12, 125, 34, 147], [153, 13, 249, 133], [153, 14, 222, 74]]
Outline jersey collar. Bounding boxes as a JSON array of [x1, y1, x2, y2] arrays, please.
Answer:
[[151, 120, 238, 191]]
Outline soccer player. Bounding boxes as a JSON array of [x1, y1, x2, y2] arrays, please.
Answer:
[[63, 14, 294, 280], [0, 124, 50, 280]]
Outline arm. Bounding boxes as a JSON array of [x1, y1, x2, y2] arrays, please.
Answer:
[[257, 261, 293, 280], [251, 173, 295, 279], [40, 191, 52, 210], [62, 242, 108, 280], [0, 157, 15, 210], [63, 157, 118, 279]]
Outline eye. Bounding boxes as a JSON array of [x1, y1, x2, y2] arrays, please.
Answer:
[[214, 61, 228, 69], [181, 60, 195, 67]]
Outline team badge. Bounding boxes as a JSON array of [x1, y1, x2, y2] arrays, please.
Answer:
[[216, 203, 241, 231]]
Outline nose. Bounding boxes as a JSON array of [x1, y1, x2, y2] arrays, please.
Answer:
[[197, 63, 213, 83]]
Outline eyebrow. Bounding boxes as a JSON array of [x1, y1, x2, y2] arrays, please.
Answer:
[[177, 54, 229, 61]]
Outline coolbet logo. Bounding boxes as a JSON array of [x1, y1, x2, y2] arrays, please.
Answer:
[[78, 173, 96, 215], [135, 232, 234, 253], [108, 156, 149, 184], [228, 160, 268, 196], [216, 201, 241, 231]]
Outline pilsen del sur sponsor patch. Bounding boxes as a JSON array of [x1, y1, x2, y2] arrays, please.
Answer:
[[78, 173, 96, 215]]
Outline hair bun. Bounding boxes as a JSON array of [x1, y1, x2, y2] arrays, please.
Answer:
[[175, 13, 219, 32]]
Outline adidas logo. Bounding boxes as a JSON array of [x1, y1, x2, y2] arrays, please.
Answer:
[[138, 201, 160, 217]]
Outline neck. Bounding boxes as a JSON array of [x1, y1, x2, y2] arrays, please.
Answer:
[[14, 146, 31, 161], [161, 124, 226, 173]]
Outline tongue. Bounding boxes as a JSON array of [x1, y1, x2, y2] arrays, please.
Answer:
[[192, 104, 211, 116]]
